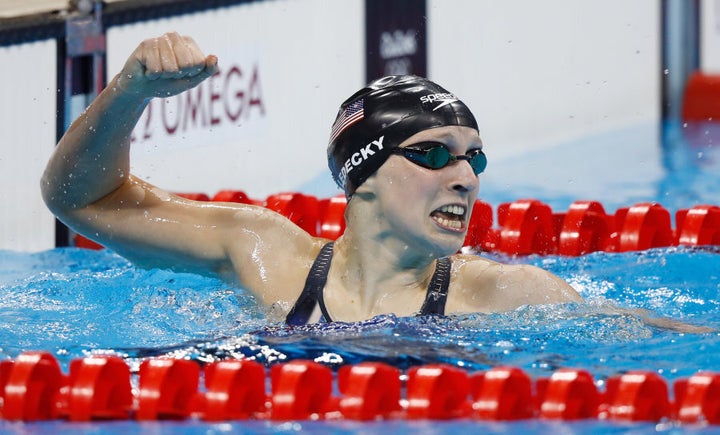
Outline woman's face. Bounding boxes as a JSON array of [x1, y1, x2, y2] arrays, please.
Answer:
[[368, 125, 482, 256]]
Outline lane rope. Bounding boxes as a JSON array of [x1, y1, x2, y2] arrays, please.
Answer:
[[1, 352, 719, 424]]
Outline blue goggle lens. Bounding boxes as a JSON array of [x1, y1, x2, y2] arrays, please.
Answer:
[[395, 143, 487, 175]]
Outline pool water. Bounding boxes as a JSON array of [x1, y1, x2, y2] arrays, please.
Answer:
[[1, 246, 718, 380], [2, 247, 720, 434], [2, 122, 720, 433]]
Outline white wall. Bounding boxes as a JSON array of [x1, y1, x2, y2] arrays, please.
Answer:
[[425, 0, 662, 206], [428, 0, 661, 161], [105, 0, 365, 198], [104, 0, 663, 202], [0, 39, 57, 252], [702, 0, 720, 72], [5, 0, 718, 251]]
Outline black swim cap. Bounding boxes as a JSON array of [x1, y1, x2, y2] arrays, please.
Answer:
[[327, 75, 479, 197]]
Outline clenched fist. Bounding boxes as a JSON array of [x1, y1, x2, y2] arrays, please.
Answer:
[[115, 32, 219, 99]]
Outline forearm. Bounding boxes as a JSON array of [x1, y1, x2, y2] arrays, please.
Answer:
[[41, 74, 150, 212]]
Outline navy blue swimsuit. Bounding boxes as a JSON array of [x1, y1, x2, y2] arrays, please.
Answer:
[[285, 242, 451, 325]]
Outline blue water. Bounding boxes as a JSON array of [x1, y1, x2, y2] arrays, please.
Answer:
[[1, 246, 718, 379], [1, 247, 720, 434], [3, 122, 720, 433]]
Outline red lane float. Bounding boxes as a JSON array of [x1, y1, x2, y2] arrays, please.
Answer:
[[270, 360, 334, 420], [265, 192, 321, 236], [2, 351, 64, 421], [73, 234, 105, 250], [65, 356, 133, 421], [602, 371, 671, 421], [337, 362, 402, 420], [136, 358, 200, 420], [538, 368, 600, 420], [615, 203, 674, 252], [7, 352, 720, 424], [675, 372, 720, 424], [406, 364, 470, 419], [676, 205, 720, 246], [76, 190, 720, 255], [202, 359, 267, 421], [497, 199, 557, 255], [463, 200, 495, 251], [471, 366, 534, 420], [682, 71, 720, 122], [211, 189, 262, 205], [557, 201, 614, 256], [317, 196, 347, 240]]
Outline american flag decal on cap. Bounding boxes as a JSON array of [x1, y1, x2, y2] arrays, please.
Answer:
[[329, 99, 364, 143]]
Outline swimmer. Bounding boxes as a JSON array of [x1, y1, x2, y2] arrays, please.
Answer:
[[41, 32, 583, 324]]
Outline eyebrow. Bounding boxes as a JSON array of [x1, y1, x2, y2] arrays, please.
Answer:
[[404, 141, 484, 155], [403, 129, 483, 150]]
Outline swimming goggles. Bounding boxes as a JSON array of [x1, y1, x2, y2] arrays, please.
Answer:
[[392, 142, 487, 174]]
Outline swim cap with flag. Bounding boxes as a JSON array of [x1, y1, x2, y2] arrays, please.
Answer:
[[327, 75, 479, 197]]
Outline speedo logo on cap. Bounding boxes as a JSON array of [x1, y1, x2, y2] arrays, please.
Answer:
[[337, 136, 385, 187], [420, 93, 459, 111]]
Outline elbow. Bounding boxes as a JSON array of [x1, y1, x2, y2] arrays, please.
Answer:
[[40, 168, 60, 213], [40, 165, 77, 218]]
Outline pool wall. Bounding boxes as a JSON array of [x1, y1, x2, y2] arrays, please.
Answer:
[[3, 0, 718, 252]]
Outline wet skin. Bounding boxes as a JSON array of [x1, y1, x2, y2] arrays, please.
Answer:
[[42, 32, 586, 324]]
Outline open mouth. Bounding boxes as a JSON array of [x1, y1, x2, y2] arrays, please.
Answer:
[[430, 204, 467, 231]]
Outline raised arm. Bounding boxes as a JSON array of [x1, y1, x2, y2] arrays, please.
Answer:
[[41, 33, 322, 298], [43, 32, 217, 211]]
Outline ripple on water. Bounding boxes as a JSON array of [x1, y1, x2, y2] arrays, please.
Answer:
[[0, 247, 718, 381]]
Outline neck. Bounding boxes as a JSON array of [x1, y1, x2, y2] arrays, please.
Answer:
[[332, 233, 437, 316], [328, 201, 438, 316]]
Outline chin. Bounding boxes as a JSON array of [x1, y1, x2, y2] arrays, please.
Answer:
[[430, 233, 466, 257]]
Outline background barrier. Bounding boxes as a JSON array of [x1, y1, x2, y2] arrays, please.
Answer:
[[4, 0, 720, 252]]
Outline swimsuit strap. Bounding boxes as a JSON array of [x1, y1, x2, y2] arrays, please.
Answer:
[[285, 242, 335, 325], [418, 257, 452, 316], [286, 243, 452, 325]]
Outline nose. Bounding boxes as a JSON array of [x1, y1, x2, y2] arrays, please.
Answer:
[[447, 159, 480, 193]]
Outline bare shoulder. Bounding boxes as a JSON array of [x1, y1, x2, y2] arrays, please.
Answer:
[[219, 203, 329, 306], [445, 254, 583, 314]]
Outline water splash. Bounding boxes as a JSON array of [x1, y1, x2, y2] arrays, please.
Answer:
[[1, 247, 718, 381]]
